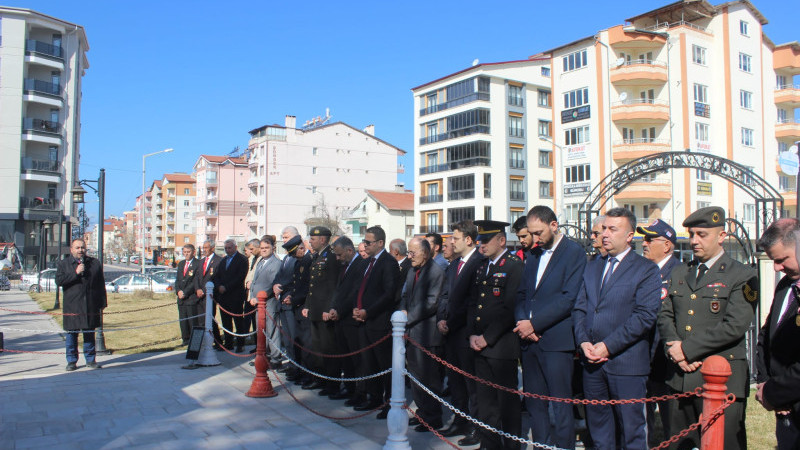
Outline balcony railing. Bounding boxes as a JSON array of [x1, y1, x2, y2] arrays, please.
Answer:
[[418, 157, 491, 175], [20, 196, 60, 210], [613, 138, 671, 146], [419, 195, 443, 204], [508, 96, 524, 107], [776, 84, 800, 90], [510, 192, 526, 201], [22, 118, 61, 134], [21, 157, 60, 173], [419, 225, 442, 234], [23, 79, 62, 96], [448, 190, 475, 201], [419, 92, 490, 116], [508, 129, 525, 138], [26, 40, 63, 59], [509, 159, 525, 169], [205, 210, 218, 216], [419, 125, 490, 146]]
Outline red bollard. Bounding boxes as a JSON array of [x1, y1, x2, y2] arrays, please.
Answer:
[[700, 355, 731, 450], [246, 290, 277, 398]]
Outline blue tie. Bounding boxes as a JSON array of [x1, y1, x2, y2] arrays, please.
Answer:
[[226, 256, 232, 269], [601, 257, 618, 290]]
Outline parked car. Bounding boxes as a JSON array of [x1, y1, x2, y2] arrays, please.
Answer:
[[105, 274, 173, 294], [130, 256, 140, 264], [0, 274, 10, 291], [120, 256, 128, 263], [21, 268, 57, 292], [150, 270, 176, 289]]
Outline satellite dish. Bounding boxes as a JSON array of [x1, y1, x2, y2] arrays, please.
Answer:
[[472, 59, 480, 67], [791, 144, 799, 154], [619, 92, 628, 102], [615, 57, 626, 67]]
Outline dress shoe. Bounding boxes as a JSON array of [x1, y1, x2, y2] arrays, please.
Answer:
[[441, 422, 470, 437], [86, 362, 102, 369], [328, 389, 350, 400], [318, 388, 336, 397], [376, 405, 390, 420], [285, 371, 301, 381], [65, 362, 77, 372], [415, 422, 442, 432], [181, 340, 189, 346], [458, 430, 480, 446], [344, 395, 366, 407], [234, 346, 244, 353], [408, 417, 420, 426], [353, 400, 382, 411], [302, 380, 324, 390], [277, 364, 291, 373]]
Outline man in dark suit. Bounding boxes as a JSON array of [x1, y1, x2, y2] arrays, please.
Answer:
[[515, 206, 586, 449], [658, 206, 757, 450], [248, 236, 281, 364], [438, 220, 486, 445], [194, 240, 222, 350], [402, 237, 446, 431], [352, 225, 400, 418], [55, 238, 107, 371], [278, 235, 313, 383], [757, 218, 800, 450], [637, 219, 681, 445], [329, 236, 367, 403], [272, 226, 299, 366], [213, 239, 249, 352], [391, 238, 412, 302], [512, 215, 534, 262], [175, 244, 200, 345], [573, 207, 662, 450], [470, 220, 523, 449]]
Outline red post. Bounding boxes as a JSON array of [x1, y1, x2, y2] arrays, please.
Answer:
[[246, 290, 277, 398], [700, 355, 731, 450]]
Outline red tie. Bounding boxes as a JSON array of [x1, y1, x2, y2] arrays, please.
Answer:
[[356, 257, 376, 310], [204, 257, 211, 275], [457, 260, 465, 275]]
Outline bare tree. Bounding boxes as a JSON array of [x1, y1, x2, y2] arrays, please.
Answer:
[[303, 193, 344, 235]]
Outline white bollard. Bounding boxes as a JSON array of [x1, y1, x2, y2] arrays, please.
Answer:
[[196, 281, 220, 367], [384, 310, 410, 449]]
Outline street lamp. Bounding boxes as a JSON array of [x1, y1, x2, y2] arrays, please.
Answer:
[[142, 148, 173, 274], [540, 136, 567, 222]]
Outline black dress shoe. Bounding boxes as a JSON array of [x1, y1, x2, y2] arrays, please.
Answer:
[[345, 395, 365, 407], [302, 380, 324, 390], [376, 405, 390, 420], [353, 400, 382, 411], [328, 389, 350, 400], [234, 346, 244, 353], [408, 417, 420, 426], [318, 388, 335, 397], [458, 430, 480, 446], [441, 422, 470, 437], [86, 362, 102, 369]]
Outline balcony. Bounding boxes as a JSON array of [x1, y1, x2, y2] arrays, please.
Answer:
[[419, 225, 443, 234], [418, 157, 491, 175], [419, 195, 443, 204], [510, 192, 526, 201], [509, 159, 525, 169], [613, 181, 672, 201], [20, 196, 60, 211], [612, 138, 671, 162], [166, 217, 175, 223], [22, 118, 61, 135], [248, 196, 259, 206], [608, 25, 668, 47], [21, 157, 60, 173], [419, 125, 490, 146], [246, 213, 258, 225], [205, 176, 218, 186], [26, 40, 63, 59], [205, 225, 217, 233], [776, 119, 800, 139], [205, 210, 218, 217], [775, 85, 800, 109], [448, 190, 475, 201], [247, 177, 259, 187], [419, 92, 490, 116], [610, 60, 668, 85], [611, 99, 669, 123], [23, 78, 62, 97], [773, 45, 800, 74]]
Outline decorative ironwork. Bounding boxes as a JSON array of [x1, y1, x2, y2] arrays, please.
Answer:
[[558, 224, 592, 254], [723, 218, 754, 266]]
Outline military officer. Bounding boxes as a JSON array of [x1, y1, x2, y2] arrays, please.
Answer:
[[469, 220, 523, 449], [657, 206, 758, 450], [280, 235, 313, 384]]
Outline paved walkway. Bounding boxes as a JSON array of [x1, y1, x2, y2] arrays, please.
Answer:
[[0, 291, 459, 449]]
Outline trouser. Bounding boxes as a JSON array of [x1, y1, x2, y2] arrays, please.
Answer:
[[264, 297, 282, 362], [582, 366, 648, 450], [310, 320, 339, 390], [521, 345, 575, 449], [295, 308, 313, 377], [776, 413, 800, 450], [445, 331, 478, 426], [667, 394, 746, 450], [65, 330, 95, 364], [359, 325, 392, 402], [336, 321, 362, 396], [177, 302, 199, 341], [407, 342, 444, 426], [243, 296, 256, 334], [219, 301, 245, 349], [475, 355, 521, 450], [646, 378, 671, 446], [279, 306, 297, 361]]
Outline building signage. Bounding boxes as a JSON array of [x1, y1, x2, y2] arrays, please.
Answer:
[[561, 105, 591, 124], [564, 182, 591, 197], [566, 145, 588, 161], [697, 182, 712, 196], [695, 140, 711, 154], [694, 102, 710, 118]]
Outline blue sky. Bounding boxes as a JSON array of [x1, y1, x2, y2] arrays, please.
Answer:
[[6, 0, 795, 221]]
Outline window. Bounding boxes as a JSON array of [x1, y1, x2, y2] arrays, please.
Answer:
[[565, 164, 591, 183], [184, 237, 190, 243], [695, 122, 710, 142], [508, 85, 524, 107], [696, 170, 710, 181], [693, 84, 708, 104], [509, 147, 524, 169], [483, 173, 491, 198], [697, 201, 711, 210], [426, 213, 439, 231], [510, 178, 525, 201], [741, 128, 754, 147], [562, 49, 588, 72], [426, 183, 439, 197], [183, 224, 189, 231], [564, 125, 590, 145], [738, 53, 751, 73], [743, 166, 756, 186], [779, 175, 795, 192], [448, 174, 475, 200], [539, 150, 552, 168], [510, 209, 525, 225], [743, 204, 755, 222], [777, 75, 788, 89], [448, 207, 475, 224], [183, 212, 190, 218], [538, 90, 551, 107], [739, 90, 752, 109], [508, 116, 524, 137], [538, 120, 552, 137], [623, 204, 637, 215], [483, 206, 492, 220], [739, 20, 749, 36], [640, 127, 657, 142], [692, 45, 706, 65], [563, 87, 590, 108], [564, 204, 580, 222], [541, 67, 551, 77], [312, 147, 318, 155], [539, 181, 553, 198]]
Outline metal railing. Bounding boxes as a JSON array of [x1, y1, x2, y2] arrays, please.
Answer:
[[419, 125, 490, 145], [418, 225, 442, 234], [510, 192, 526, 201], [509, 159, 525, 169], [25, 39, 63, 59], [777, 118, 799, 124], [614, 59, 667, 68], [20, 196, 60, 210], [448, 190, 475, 201], [22, 118, 61, 134], [419, 92, 490, 116], [21, 158, 60, 172], [419, 195, 443, 204], [612, 98, 669, 106], [613, 138, 670, 146], [23, 78, 62, 96], [776, 84, 800, 90]]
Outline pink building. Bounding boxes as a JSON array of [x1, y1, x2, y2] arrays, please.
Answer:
[[193, 155, 250, 249]]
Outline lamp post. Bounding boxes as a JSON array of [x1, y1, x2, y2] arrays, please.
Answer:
[[540, 136, 567, 222], [142, 148, 173, 274]]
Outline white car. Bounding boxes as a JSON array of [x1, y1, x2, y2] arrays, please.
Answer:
[[21, 268, 57, 292], [105, 274, 173, 294]]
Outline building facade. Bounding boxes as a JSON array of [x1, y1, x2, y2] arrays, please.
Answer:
[[345, 188, 414, 244], [157, 173, 195, 260], [413, 0, 799, 241], [193, 155, 249, 249], [0, 7, 89, 269]]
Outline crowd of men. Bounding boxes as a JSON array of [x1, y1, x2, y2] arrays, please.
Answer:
[[154, 204, 799, 450]]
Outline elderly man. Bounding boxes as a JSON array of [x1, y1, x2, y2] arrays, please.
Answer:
[[55, 239, 107, 371], [175, 244, 200, 345], [590, 215, 608, 260], [195, 240, 223, 350], [279, 235, 313, 384], [249, 236, 282, 365], [214, 239, 249, 352]]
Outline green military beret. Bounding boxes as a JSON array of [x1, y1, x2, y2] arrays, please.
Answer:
[[682, 206, 725, 228], [309, 226, 332, 237]]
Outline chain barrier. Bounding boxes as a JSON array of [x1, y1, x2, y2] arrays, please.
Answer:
[[0, 313, 205, 334], [1, 336, 186, 355], [264, 307, 391, 358], [405, 335, 701, 406], [651, 393, 736, 450], [0, 348, 69, 355], [211, 335, 256, 358], [405, 371, 567, 450], [269, 367, 388, 420], [213, 319, 258, 337], [0, 301, 175, 317], [216, 302, 257, 318], [403, 404, 459, 449]]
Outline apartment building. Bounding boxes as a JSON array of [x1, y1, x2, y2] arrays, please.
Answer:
[[345, 188, 415, 244], [193, 155, 249, 249], [133, 191, 152, 257], [413, 0, 799, 239], [156, 173, 195, 260], [246, 115, 405, 242], [0, 7, 88, 269]]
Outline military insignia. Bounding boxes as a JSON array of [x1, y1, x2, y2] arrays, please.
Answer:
[[661, 287, 668, 300], [322, 251, 328, 257], [710, 300, 720, 313], [499, 259, 506, 267], [796, 315, 800, 327], [708, 283, 726, 288], [712, 212, 720, 223], [209, 268, 214, 276], [743, 281, 758, 303], [188, 270, 194, 277], [299, 267, 304, 273], [493, 287, 501, 297], [719, 263, 727, 271], [493, 273, 507, 278]]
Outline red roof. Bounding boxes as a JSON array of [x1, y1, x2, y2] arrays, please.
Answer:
[[163, 173, 195, 183], [367, 190, 414, 211], [199, 155, 247, 165]]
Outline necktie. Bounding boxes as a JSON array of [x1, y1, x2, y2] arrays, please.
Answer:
[[356, 257, 376, 309], [696, 263, 708, 284], [183, 260, 190, 276], [779, 283, 800, 326], [204, 257, 211, 275], [457, 260, 465, 275], [601, 257, 618, 290], [226, 256, 232, 269], [486, 261, 493, 275]]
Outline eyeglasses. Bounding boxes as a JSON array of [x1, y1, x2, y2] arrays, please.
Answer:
[[362, 239, 377, 246]]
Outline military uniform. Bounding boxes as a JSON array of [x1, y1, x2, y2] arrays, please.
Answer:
[[280, 236, 312, 382], [657, 207, 758, 450]]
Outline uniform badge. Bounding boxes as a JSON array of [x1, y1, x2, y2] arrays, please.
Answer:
[[493, 273, 507, 278], [188, 270, 194, 277], [796, 315, 800, 327], [493, 287, 501, 297], [209, 268, 214, 276], [743, 281, 758, 303], [299, 267, 304, 273], [710, 300, 720, 313], [661, 287, 668, 300], [499, 259, 506, 267], [708, 282, 726, 288]]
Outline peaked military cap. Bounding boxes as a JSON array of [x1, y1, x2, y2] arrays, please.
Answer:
[[282, 235, 302, 254], [474, 220, 510, 242]]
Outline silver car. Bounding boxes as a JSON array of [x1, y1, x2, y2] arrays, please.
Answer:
[[105, 274, 173, 294], [21, 268, 57, 292]]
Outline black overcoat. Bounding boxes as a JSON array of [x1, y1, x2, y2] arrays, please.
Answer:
[[56, 256, 107, 330]]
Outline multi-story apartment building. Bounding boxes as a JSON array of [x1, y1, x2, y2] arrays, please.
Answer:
[[157, 173, 195, 260], [149, 180, 163, 258], [133, 191, 153, 257], [246, 115, 405, 242], [413, 0, 799, 241], [0, 7, 88, 269], [193, 155, 249, 249]]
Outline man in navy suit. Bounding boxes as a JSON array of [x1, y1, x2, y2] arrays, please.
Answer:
[[214, 239, 249, 352], [573, 207, 662, 450], [515, 206, 586, 449]]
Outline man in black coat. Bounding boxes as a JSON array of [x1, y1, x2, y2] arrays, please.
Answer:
[[213, 239, 249, 352], [55, 238, 107, 371], [401, 237, 446, 431], [757, 219, 800, 450], [194, 240, 222, 349], [353, 225, 400, 417], [390, 238, 412, 303], [175, 244, 200, 345], [277, 235, 313, 383]]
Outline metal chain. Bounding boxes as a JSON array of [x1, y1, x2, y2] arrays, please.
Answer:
[[650, 393, 736, 450], [405, 371, 567, 450], [213, 319, 258, 337], [0, 312, 206, 333], [405, 335, 702, 405], [211, 335, 256, 358], [0, 301, 175, 316], [403, 404, 459, 449]]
